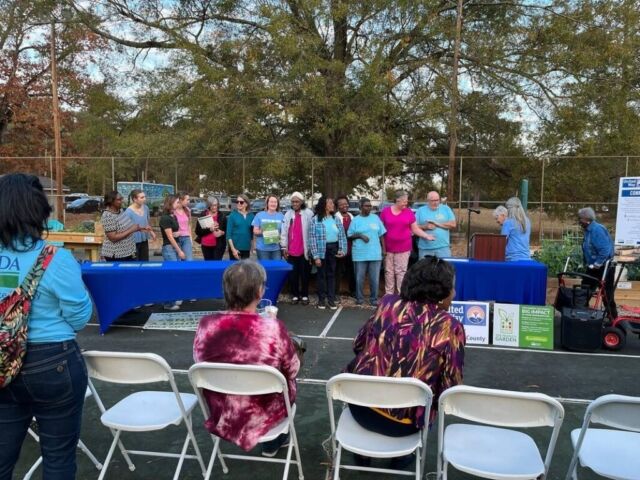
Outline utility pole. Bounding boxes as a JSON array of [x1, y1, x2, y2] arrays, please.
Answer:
[[447, 0, 463, 202], [50, 20, 64, 221]]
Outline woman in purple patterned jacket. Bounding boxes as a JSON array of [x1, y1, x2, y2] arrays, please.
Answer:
[[345, 256, 465, 468], [193, 260, 300, 456]]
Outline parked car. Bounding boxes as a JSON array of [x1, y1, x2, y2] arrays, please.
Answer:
[[64, 193, 89, 205], [65, 197, 103, 214], [280, 198, 291, 212], [188, 198, 208, 216], [411, 201, 428, 213], [250, 199, 266, 213], [347, 200, 360, 216]]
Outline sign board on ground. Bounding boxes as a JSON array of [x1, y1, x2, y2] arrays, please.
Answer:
[[493, 303, 554, 350], [448, 301, 490, 345], [615, 177, 640, 246]]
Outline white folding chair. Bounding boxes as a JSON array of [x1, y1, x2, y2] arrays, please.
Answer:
[[437, 385, 564, 480], [326, 373, 433, 480], [187, 362, 304, 480], [83, 351, 206, 480], [565, 394, 640, 480], [23, 387, 103, 480]]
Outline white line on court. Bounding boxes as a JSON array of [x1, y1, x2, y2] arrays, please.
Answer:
[[86, 323, 640, 360], [319, 307, 343, 337]]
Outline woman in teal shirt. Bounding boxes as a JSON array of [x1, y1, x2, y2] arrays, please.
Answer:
[[0, 174, 93, 479], [227, 194, 255, 260]]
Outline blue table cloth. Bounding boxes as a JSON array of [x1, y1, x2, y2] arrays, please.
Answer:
[[81, 260, 292, 333], [449, 259, 547, 305]]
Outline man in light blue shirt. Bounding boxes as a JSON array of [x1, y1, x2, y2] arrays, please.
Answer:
[[416, 191, 456, 258], [347, 198, 386, 306]]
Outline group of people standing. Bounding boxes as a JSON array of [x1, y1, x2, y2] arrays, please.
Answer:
[[99, 188, 463, 310]]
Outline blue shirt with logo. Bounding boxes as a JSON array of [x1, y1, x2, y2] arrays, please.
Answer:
[[347, 214, 387, 261], [415, 204, 455, 250], [0, 240, 93, 343], [251, 211, 284, 251]]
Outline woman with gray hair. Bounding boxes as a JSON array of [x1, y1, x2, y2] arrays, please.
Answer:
[[193, 260, 299, 456], [495, 197, 531, 261], [195, 196, 227, 260]]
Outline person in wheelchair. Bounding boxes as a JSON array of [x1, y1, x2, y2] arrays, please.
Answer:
[[578, 207, 617, 319]]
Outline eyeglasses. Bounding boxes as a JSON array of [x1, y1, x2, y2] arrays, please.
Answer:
[[237, 200, 246, 204]]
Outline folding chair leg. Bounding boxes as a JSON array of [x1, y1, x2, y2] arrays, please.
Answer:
[[282, 441, 294, 480], [98, 430, 123, 480], [442, 460, 448, 480], [172, 432, 192, 480], [184, 412, 207, 476], [419, 446, 426, 480], [415, 448, 421, 480], [290, 425, 304, 480], [78, 439, 103, 470], [332, 444, 342, 480], [205, 436, 228, 480]]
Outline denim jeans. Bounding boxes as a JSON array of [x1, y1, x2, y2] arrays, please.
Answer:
[[177, 236, 193, 260], [0, 340, 88, 480], [418, 246, 451, 259], [162, 244, 179, 261], [257, 249, 282, 260], [317, 242, 338, 302], [354, 260, 381, 303]]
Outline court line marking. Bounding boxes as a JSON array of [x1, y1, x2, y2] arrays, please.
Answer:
[[86, 323, 640, 360], [319, 307, 343, 337]]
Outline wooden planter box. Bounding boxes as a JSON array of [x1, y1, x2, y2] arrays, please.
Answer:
[[44, 231, 104, 262]]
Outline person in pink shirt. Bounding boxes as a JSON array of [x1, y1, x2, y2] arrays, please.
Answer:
[[174, 192, 193, 260], [380, 190, 434, 294], [280, 192, 314, 305]]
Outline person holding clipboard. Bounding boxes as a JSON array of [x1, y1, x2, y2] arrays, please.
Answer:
[[252, 195, 284, 260]]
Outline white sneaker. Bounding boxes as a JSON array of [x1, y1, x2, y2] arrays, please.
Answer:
[[175, 300, 183, 306], [164, 304, 180, 311]]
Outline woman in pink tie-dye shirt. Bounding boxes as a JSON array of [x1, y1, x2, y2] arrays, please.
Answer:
[[193, 260, 300, 454]]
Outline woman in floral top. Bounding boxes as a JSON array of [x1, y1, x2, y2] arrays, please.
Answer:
[[193, 260, 300, 455], [345, 256, 465, 440]]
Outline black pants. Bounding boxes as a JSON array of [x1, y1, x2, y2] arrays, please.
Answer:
[[348, 404, 419, 437], [336, 254, 356, 296], [287, 255, 311, 298], [103, 255, 135, 261], [135, 241, 149, 261], [202, 245, 225, 260], [317, 242, 338, 302], [582, 264, 618, 319]]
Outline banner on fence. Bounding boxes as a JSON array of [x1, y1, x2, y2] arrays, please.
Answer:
[[448, 301, 490, 345], [493, 303, 554, 350], [615, 177, 640, 246]]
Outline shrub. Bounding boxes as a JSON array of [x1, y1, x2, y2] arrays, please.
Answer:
[[533, 235, 584, 276]]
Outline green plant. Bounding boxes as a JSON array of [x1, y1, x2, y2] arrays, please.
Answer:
[[533, 235, 584, 276]]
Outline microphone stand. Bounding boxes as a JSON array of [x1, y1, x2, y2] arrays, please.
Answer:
[[466, 208, 480, 258]]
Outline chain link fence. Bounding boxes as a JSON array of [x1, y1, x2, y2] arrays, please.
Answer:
[[3, 155, 638, 248]]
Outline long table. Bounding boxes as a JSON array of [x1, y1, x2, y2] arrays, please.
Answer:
[[449, 259, 547, 305], [81, 260, 292, 333]]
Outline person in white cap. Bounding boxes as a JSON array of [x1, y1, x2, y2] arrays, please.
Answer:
[[280, 192, 314, 304]]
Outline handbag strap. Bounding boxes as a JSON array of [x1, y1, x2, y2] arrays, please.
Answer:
[[19, 244, 57, 300]]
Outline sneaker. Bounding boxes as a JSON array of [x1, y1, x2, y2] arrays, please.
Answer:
[[291, 296, 300, 304], [301, 297, 310, 305], [317, 300, 326, 309], [355, 300, 363, 306], [164, 304, 180, 311], [370, 300, 378, 307], [175, 300, 183, 306], [328, 300, 337, 310], [261, 433, 290, 458], [144, 303, 154, 307]]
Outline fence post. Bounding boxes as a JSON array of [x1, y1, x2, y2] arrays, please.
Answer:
[[626, 156, 629, 177], [111, 156, 115, 190], [458, 156, 463, 231], [242, 158, 246, 192], [174, 161, 178, 191], [382, 157, 386, 202], [311, 158, 314, 204], [539, 158, 545, 244]]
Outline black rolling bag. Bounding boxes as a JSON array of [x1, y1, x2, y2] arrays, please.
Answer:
[[560, 307, 604, 352]]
